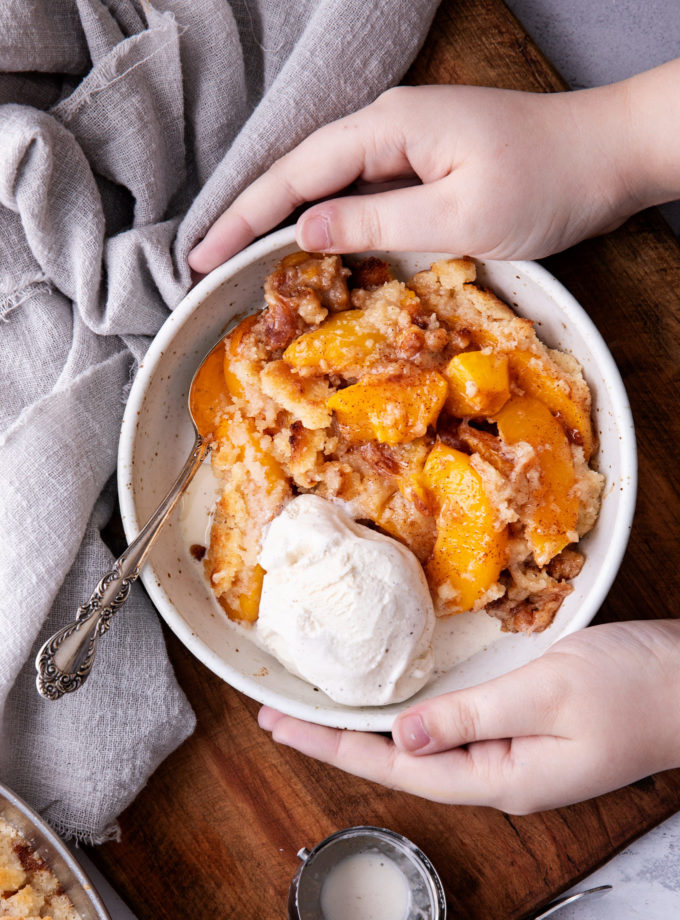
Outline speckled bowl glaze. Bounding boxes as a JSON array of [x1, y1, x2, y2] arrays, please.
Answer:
[[118, 225, 636, 732]]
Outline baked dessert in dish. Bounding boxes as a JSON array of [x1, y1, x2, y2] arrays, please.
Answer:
[[196, 251, 603, 636], [0, 817, 81, 920]]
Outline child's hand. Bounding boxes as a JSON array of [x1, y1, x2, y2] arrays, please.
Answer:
[[189, 80, 643, 272], [193, 60, 680, 812], [258, 620, 680, 814]]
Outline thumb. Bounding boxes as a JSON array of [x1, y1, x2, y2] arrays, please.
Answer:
[[392, 660, 562, 755], [296, 180, 464, 254]]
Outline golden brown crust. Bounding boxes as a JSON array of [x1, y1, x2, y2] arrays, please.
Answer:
[[456, 421, 516, 480], [349, 256, 394, 290], [487, 580, 573, 634], [547, 546, 586, 580], [0, 818, 81, 920]]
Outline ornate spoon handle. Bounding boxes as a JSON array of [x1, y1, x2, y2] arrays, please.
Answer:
[[531, 885, 612, 918], [35, 436, 211, 700]]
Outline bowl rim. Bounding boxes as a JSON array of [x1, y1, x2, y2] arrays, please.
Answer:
[[118, 225, 637, 729], [0, 780, 111, 920]]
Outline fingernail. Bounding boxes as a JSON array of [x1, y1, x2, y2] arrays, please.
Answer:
[[258, 706, 280, 731], [299, 214, 331, 251], [187, 240, 205, 269], [395, 713, 430, 752]]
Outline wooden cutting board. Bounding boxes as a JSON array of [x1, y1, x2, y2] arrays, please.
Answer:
[[88, 1, 680, 917]]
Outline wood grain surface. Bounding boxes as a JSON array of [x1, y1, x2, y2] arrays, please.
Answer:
[[88, 1, 680, 917]]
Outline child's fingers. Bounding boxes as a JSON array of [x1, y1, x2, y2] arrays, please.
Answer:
[[258, 705, 287, 731], [187, 208, 257, 275], [264, 712, 568, 811], [188, 109, 412, 273], [295, 179, 463, 254], [263, 711, 469, 802], [392, 660, 565, 756]]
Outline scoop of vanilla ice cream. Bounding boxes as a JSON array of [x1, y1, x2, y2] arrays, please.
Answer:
[[256, 494, 435, 706]]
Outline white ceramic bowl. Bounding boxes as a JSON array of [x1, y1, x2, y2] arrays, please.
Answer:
[[118, 226, 636, 731]]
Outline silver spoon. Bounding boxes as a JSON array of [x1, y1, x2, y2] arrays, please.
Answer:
[[532, 884, 612, 918], [35, 332, 232, 700]]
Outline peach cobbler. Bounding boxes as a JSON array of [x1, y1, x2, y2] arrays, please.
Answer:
[[195, 251, 603, 634], [0, 817, 81, 920]]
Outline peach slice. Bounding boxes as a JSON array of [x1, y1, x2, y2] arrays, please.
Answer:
[[443, 351, 510, 417], [237, 564, 265, 622], [508, 350, 593, 459], [189, 341, 230, 439], [423, 443, 508, 613], [496, 394, 579, 565], [283, 309, 387, 373], [222, 314, 260, 399], [327, 370, 448, 445]]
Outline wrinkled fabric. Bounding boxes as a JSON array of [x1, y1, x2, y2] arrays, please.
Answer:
[[0, 0, 439, 842]]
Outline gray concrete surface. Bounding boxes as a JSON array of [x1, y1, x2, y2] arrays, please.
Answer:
[[505, 0, 680, 234]]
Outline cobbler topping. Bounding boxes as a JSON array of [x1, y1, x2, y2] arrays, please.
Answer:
[[195, 252, 603, 634], [0, 817, 82, 920]]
